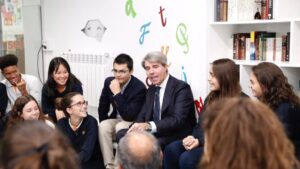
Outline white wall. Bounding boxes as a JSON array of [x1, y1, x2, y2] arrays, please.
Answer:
[[23, 0, 43, 82], [41, 0, 208, 99]]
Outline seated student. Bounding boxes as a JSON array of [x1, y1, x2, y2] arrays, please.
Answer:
[[250, 62, 300, 160], [118, 51, 196, 149], [98, 53, 146, 169], [200, 98, 300, 169], [116, 131, 162, 169], [0, 83, 8, 116], [1, 121, 80, 169], [42, 57, 83, 123], [7, 95, 55, 129], [57, 92, 105, 169], [0, 82, 8, 137], [164, 58, 247, 169], [0, 54, 42, 113]]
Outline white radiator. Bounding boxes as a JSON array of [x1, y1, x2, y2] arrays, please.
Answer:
[[62, 52, 113, 107]]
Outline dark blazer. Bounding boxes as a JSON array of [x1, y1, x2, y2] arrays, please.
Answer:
[[98, 75, 146, 122], [274, 101, 300, 159], [0, 83, 8, 117], [136, 75, 196, 147]]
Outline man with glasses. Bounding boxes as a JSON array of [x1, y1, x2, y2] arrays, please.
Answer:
[[98, 53, 146, 169], [0, 54, 42, 113]]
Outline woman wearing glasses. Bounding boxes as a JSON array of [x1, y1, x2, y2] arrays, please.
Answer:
[[57, 92, 105, 169], [42, 57, 83, 123]]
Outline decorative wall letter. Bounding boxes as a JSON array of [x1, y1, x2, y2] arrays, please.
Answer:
[[139, 22, 151, 45], [159, 6, 167, 27], [125, 0, 137, 18], [176, 23, 189, 54]]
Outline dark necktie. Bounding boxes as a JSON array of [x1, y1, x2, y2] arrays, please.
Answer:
[[153, 86, 161, 121]]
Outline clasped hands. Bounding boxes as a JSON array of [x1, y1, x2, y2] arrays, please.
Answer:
[[182, 136, 199, 150]]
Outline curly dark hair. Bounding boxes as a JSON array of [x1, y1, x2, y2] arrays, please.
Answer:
[[252, 62, 300, 110]]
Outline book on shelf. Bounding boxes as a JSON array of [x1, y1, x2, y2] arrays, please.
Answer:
[[216, 0, 273, 21], [268, 0, 273, 19], [233, 33, 250, 60], [281, 35, 287, 62], [286, 32, 290, 62], [234, 31, 289, 62]]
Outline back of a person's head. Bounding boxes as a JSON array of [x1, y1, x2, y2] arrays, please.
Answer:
[[1, 121, 79, 169], [201, 98, 299, 169], [117, 131, 161, 169]]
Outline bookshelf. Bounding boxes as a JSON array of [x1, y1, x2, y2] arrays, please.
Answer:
[[207, 0, 300, 97]]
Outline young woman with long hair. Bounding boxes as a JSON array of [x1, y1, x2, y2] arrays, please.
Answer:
[[250, 62, 300, 159], [164, 58, 247, 169]]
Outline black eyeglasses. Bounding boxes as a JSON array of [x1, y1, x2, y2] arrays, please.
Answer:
[[111, 69, 129, 75], [70, 100, 88, 108]]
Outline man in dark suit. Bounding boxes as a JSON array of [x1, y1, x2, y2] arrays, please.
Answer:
[[98, 53, 146, 169], [125, 51, 196, 149], [0, 83, 8, 116]]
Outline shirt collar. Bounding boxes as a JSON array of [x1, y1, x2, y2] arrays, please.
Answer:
[[157, 73, 169, 89]]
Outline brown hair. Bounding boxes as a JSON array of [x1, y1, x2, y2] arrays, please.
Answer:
[[7, 95, 51, 128], [200, 98, 299, 169], [252, 62, 300, 110], [1, 121, 79, 169], [59, 92, 81, 118], [206, 58, 241, 105]]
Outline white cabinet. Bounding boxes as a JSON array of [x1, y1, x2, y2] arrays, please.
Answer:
[[207, 0, 300, 96]]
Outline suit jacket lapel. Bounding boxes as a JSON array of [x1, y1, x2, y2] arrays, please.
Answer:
[[146, 86, 156, 120], [161, 76, 174, 114]]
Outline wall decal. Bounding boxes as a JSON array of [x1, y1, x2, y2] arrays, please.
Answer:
[[159, 6, 167, 27], [81, 19, 106, 42], [125, 0, 137, 18], [176, 23, 189, 54], [139, 21, 151, 45]]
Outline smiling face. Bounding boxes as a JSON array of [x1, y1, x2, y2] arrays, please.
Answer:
[[208, 66, 220, 91], [2, 65, 21, 86], [66, 94, 88, 119], [144, 61, 168, 86], [52, 64, 69, 87], [249, 72, 263, 98], [21, 100, 40, 120]]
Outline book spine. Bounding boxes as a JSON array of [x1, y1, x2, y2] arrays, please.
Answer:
[[268, 0, 273, 19], [281, 35, 287, 62], [250, 31, 256, 60], [286, 32, 290, 61]]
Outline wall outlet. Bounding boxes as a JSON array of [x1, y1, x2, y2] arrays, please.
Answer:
[[42, 39, 54, 51]]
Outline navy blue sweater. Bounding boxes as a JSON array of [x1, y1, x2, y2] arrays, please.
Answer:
[[57, 115, 104, 169]]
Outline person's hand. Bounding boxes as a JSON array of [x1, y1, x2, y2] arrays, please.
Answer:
[[182, 136, 199, 150], [109, 79, 121, 95], [55, 109, 65, 121], [16, 79, 28, 96], [128, 122, 151, 132]]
